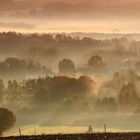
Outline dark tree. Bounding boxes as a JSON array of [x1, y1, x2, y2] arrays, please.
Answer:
[[88, 55, 103, 67], [58, 58, 76, 74], [118, 82, 139, 111], [0, 108, 16, 135]]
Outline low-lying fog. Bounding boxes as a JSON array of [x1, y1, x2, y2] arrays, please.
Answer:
[[0, 32, 139, 135]]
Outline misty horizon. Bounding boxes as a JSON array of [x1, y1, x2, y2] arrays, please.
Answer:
[[0, 0, 140, 138]]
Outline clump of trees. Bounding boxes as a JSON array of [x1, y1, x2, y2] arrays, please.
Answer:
[[58, 58, 76, 75], [118, 82, 139, 112], [0, 75, 94, 109], [0, 67, 139, 114], [0, 57, 53, 78], [87, 55, 106, 69], [0, 108, 16, 135], [95, 69, 140, 113], [88, 55, 103, 67], [112, 69, 138, 84], [115, 37, 140, 54], [0, 69, 139, 114]]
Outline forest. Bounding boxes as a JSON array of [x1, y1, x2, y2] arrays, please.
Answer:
[[0, 32, 140, 135]]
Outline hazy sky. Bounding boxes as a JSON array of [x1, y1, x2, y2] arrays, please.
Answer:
[[0, 0, 140, 33]]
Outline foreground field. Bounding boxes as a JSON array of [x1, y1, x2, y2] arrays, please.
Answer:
[[1, 133, 140, 140]]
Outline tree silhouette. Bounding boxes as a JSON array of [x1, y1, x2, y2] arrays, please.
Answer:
[[0, 108, 16, 135], [88, 55, 103, 68], [118, 82, 139, 111], [58, 58, 76, 75]]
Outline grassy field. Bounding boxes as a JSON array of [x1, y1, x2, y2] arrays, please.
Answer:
[[1, 133, 140, 140]]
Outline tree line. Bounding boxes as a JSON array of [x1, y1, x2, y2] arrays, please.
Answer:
[[0, 32, 129, 50], [0, 70, 140, 114]]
